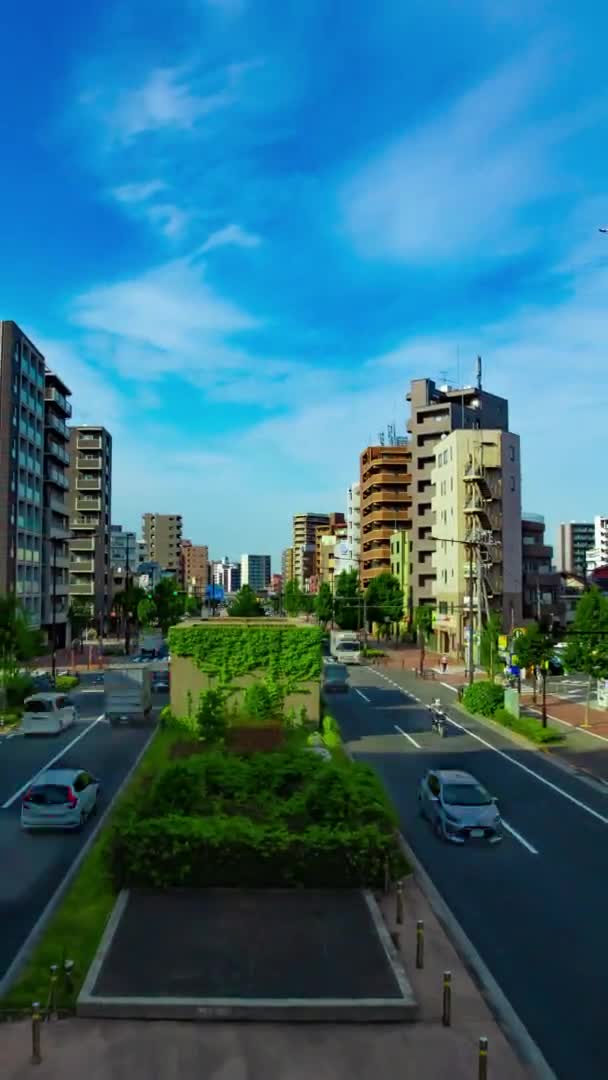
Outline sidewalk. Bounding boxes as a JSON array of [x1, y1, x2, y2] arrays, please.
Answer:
[[1, 878, 533, 1080]]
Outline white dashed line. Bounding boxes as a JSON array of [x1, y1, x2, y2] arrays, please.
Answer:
[[354, 688, 371, 703], [2, 714, 105, 809], [502, 820, 539, 855], [441, 682, 458, 693], [394, 724, 422, 749]]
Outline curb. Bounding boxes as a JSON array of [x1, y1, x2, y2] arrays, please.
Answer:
[[397, 833, 558, 1080], [0, 720, 159, 999]]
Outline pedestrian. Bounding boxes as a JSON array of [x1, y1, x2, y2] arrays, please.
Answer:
[[440, 654, 448, 674]]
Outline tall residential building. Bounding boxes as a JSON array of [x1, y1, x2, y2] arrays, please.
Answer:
[[212, 556, 241, 593], [141, 513, 183, 574], [556, 522, 594, 578], [281, 547, 294, 583], [593, 515, 608, 566], [522, 513, 561, 625], [360, 444, 412, 589], [432, 430, 522, 657], [68, 426, 112, 626], [292, 513, 330, 589], [346, 481, 361, 574], [42, 370, 72, 646], [110, 524, 137, 570], [407, 374, 509, 610], [182, 543, 209, 597], [390, 530, 410, 614], [241, 554, 271, 592], [0, 323, 46, 627], [315, 513, 346, 577]]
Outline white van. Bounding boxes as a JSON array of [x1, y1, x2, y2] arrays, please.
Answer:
[[21, 693, 77, 736]]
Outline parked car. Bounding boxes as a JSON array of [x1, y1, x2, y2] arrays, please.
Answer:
[[322, 662, 349, 693], [21, 768, 101, 831], [417, 769, 502, 844], [21, 693, 77, 736], [153, 677, 170, 693]]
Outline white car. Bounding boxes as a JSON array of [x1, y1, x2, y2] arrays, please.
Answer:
[[21, 768, 101, 831], [21, 693, 77, 736]]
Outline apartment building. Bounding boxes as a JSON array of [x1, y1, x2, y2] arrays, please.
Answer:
[[390, 530, 410, 611], [211, 557, 241, 594], [42, 370, 72, 646], [281, 547, 294, 583], [556, 521, 594, 578], [360, 444, 412, 589], [407, 376, 509, 610], [314, 513, 345, 577], [68, 426, 112, 627], [431, 430, 522, 657], [110, 524, 137, 570], [141, 513, 183, 575], [0, 323, 47, 628], [181, 542, 209, 597], [241, 554, 271, 592], [346, 481, 361, 573], [292, 513, 330, 589], [522, 514, 561, 625]]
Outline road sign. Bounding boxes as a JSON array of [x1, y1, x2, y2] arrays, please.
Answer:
[[205, 584, 225, 602]]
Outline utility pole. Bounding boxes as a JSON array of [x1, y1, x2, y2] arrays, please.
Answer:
[[467, 540, 475, 685], [476, 543, 483, 679], [51, 539, 58, 682], [124, 537, 132, 656]]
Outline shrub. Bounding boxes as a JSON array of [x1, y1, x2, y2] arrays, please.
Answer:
[[4, 673, 34, 707], [196, 689, 228, 744], [321, 714, 342, 749], [242, 681, 282, 725], [55, 674, 79, 691], [493, 708, 564, 744], [462, 681, 504, 717], [160, 706, 199, 737]]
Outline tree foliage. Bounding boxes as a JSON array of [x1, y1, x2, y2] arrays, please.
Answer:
[[334, 569, 361, 631], [137, 597, 157, 628], [414, 605, 434, 637], [228, 584, 264, 618], [68, 597, 91, 641], [480, 613, 502, 676], [0, 595, 45, 684], [284, 579, 305, 617], [152, 577, 185, 634], [365, 572, 404, 629], [513, 622, 556, 672], [314, 582, 333, 627], [563, 586, 608, 678]]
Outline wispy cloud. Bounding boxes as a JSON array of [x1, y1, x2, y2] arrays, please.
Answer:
[[111, 180, 167, 204], [201, 223, 261, 252], [108, 66, 235, 142]]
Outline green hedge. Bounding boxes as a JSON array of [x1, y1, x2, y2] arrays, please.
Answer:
[[493, 708, 565, 744], [167, 624, 322, 688], [55, 674, 79, 691], [462, 681, 504, 716]]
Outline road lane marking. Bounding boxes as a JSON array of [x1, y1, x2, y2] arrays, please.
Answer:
[[441, 682, 458, 692], [394, 724, 422, 749], [80, 688, 104, 694], [2, 714, 105, 809], [354, 688, 371, 703], [502, 820, 539, 854]]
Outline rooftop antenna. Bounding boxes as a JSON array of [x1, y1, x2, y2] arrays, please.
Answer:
[[477, 355, 482, 393], [378, 430, 385, 446]]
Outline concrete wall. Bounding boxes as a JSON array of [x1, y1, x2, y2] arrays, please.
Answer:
[[170, 654, 321, 723]]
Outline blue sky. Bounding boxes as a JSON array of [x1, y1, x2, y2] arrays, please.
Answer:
[[2, 0, 608, 565]]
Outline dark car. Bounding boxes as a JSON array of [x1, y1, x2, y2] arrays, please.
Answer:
[[547, 656, 564, 676], [322, 663, 349, 693]]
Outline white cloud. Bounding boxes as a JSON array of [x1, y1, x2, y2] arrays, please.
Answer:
[[147, 203, 190, 238], [111, 180, 166, 204], [342, 47, 554, 261], [201, 224, 261, 252], [107, 66, 235, 142]]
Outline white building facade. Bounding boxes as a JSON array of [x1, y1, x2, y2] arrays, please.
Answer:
[[346, 481, 361, 574]]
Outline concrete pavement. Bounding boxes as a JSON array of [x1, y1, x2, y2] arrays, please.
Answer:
[[329, 665, 608, 1080]]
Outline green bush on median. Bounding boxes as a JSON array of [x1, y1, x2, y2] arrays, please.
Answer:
[[493, 708, 564, 744], [54, 674, 79, 691], [462, 681, 504, 716]]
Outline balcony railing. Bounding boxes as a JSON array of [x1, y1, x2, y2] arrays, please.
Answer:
[[77, 436, 102, 450], [77, 455, 102, 469], [45, 440, 69, 466], [45, 467, 69, 490], [71, 517, 99, 529], [77, 477, 102, 491], [46, 413, 68, 439], [76, 496, 101, 511], [70, 535, 95, 551], [70, 580, 95, 596], [71, 559, 95, 573], [45, 386, 72, 417]]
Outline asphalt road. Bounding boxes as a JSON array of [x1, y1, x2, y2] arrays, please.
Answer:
[[0, 674, 161, 982], [330, 666, 608, 1080]]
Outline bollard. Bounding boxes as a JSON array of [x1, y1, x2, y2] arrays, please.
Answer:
[[47, 963, 58, 1020], [415, 919, 425, 969], [442, 970, 452, 1027], [31, 1002, 42, 1064], [478, 1037, 488, 1080], [63, 959, 75, 999], [396, 880, 404, 925]]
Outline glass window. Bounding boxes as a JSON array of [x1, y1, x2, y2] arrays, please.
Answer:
[[442, 783, 491, 806]]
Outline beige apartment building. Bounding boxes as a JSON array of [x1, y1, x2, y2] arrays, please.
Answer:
[[431, 429, 522, 657], [68, 426, 112, 629], [360, 444, 412, 589], [141, 513, 183, 575], [181, 541, 209, 597], [407, 376, 509, 611], [292, 513, 330, 588], [314, 513, 346, 577], [281, 547, 294, 583]]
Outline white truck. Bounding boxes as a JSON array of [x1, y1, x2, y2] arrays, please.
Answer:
[[105, 667, 153, 727], [329, 630, 362, 665]]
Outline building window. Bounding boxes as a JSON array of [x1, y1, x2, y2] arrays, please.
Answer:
[[510, 476, 515, 491], [509, 445, 515, 461]]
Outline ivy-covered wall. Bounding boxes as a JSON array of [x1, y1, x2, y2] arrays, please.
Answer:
[[168, 620, 323, 722]]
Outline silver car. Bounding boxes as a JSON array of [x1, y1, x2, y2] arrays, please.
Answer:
[[21, 768, 101, 831], [418, 768, 502, 844]]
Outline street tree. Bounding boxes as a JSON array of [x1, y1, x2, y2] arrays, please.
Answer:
[[513, 622, 556, 725], [414, 605, 434, 675], [152, 578, 185, 634], [480, 613, 501, 678], [284, 579, 305, 617], [563, 585, 608, 722], [0, 595, 45, 688], [184, 596, 200, 617], [228, 584, 264, 617], [67, 597, 90, 644], [137, 597, 157, 628], [334, 569, 361, 631], [314, 582, 333, 628], [365, 572, 404, 637], [113, 584, 146, 654]]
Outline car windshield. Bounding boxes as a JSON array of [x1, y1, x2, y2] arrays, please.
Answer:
[[326, 666, 347, 680], [337, 642, 359, 652], [442, 783, 492, 806]]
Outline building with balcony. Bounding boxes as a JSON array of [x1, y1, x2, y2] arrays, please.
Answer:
[[346, 481, 361, 574], [407, 375, 509, 611], [390, 530, 411, 620], [556, 521, 594, 579], [181, 542, 209, 597], [522, 513, 562, 626], [141, 513, 182, 575], [68, 426, 112, 628], [431, 430, 522, 657], [42, 370, 72, 646], [110, 524, 137, 570], [292, 513, 330, 589], [0, 322, 47, 628], [281, 547, 294, 584], [360, 444, 412, 589], [314, 513, 346, 578], [240, 554, 271, 592]]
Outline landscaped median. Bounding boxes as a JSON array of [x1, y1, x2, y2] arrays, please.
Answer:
[[460, 682, 565, 745]]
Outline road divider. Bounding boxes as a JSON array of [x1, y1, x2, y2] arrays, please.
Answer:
[[2, 714, 105, 810]]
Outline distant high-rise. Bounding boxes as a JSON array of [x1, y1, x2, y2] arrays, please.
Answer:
[[281, 547, 294, 583], [68, 426, 112, 628], [346, 482, 361, 574], [141, 513, 183, 574], [43, 368, 72, 646], [556, 522, 594, 578], [181, 543, 209, 597], [360, 444, 412, 589], [292, 513, 330, 589], [110, 524, 137, 570], [241, 554, 271, 592]]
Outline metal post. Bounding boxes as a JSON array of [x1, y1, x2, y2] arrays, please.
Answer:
[[415, 919, 425, 969], [467, 542, 474, 685], [478, 1036, 488, 1080], [124, 537, 131, 656], [541, 665, 547, 728], [47, 963, 58, 1020], [396, 880, 404, 925], [51, 540, 58, 682], [442, 970, 452, 1026], [31, 1002, 42, 1064]]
